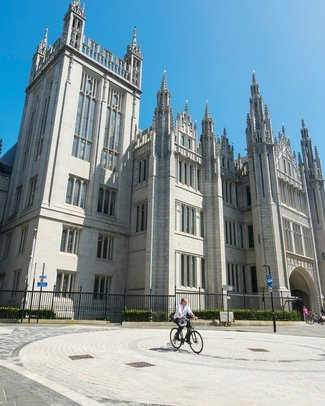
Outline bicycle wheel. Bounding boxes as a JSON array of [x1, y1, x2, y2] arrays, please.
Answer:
[[305, 315, 314, 325], [189, 330, 203, 354], [170, 328, 182, 349]]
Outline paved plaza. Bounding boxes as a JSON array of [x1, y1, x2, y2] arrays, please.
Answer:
[[0, 323, 325, 405]]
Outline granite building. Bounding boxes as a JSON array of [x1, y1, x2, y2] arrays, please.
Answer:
[[0, 0, 324, 311]]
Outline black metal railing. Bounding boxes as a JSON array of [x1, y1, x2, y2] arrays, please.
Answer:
[[0, 288, 300, 322]]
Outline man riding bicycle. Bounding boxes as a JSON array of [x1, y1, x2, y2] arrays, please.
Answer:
[[173, 298, 196, 341]]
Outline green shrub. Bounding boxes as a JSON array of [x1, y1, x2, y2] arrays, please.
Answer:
[[194, 309, 299, 321], [0, 307, 56, 320], [123, 309, 169, 321], [0, 307, 21, 319], [122, 308, 300, 322]]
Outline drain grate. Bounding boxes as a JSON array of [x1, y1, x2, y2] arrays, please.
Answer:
[[248, 348, 269, 352], [127, 362, 155, 368], [69, 354, 94, 360]]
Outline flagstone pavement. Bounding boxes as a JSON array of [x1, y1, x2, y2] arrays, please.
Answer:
[[0, 323, 325, 405]]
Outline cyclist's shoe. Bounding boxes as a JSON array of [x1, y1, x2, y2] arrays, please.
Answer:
[[185, 337, 190, 344], [174, 334, 180, 341]]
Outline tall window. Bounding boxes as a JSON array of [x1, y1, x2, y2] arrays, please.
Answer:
[[18, 227, 28, 254], [136, 202, 148, 232], [2, 233, 12, 259], [55, 271, 75, 297], [293, 223, 303, 255], [35, 96, 50, 159], [180, 254, 197, 287], [27, 176, 37, 207], [303, 227, 313, 258], [138, 158, 149, 183], [102, 88, 124, 171], [0, 273, 5, 290], [201, 258, 206, 289], [200, 211, 204, 237], [60, 227, 80, 254], [22, 110, 36, 170], [13, 185, 22, 215], [65, 176, 88, 208], [93, 275, 111, 300], [97, 234, 114, 260], [251, 266, 258, 293], [97, 187, 116, 216], [12, 270, 21, 291], [246, 187, 251, 206], [72, 73, 98, 161], [248, 225, 254, 248], [283, 219, 293, 252], [178, 160, 195, 188], [181, 205, 196, 235]]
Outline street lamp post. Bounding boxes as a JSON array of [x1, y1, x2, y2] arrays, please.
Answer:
[[263, 265, 276, 333]]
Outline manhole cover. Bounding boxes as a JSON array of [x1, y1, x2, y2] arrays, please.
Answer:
[[127, 362, 155, 368], [248, 348, 269, 352], [69, 354, 94, 360]]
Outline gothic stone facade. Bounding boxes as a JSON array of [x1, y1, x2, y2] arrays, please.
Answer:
[[0, 1, 324, 310]]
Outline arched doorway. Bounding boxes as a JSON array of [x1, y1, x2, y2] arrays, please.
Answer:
[[289, 267, 316, 310]]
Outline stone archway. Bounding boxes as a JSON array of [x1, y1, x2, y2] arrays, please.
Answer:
[[289, 267, 316, 310]]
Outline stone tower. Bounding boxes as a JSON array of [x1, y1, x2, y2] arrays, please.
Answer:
[[246, 72, 289, 300], [0, 1, 142, 300]]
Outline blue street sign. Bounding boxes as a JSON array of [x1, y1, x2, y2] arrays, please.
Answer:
[[266, 274, 273, 287], [39, 275, 47, 279], [37, 282, 48, 288]]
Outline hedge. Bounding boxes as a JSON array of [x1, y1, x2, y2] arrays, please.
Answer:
[[194, 309, 300, 321], [0, 307, 56, 319], [123, 308, 300, 322]]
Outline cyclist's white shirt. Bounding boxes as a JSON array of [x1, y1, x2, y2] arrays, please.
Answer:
[[174, 303, 193, 319]]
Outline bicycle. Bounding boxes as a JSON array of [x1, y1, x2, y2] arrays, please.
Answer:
[[170, 318, 204, 354], [305, 313, 325, 325]]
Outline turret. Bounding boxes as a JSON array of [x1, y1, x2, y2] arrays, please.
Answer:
[[62, 0, 86, 51], [29, 28, 49, 82], [300, 119, 323, 180], [201, 103, 214, 138], [153, 72, 174, 158], [246, 72, 273, 145], [124, 27, 142, 88]]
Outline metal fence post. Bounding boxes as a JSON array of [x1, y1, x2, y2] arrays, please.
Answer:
[[105, 289, 109, 321], [174, 285, 177, 311], [76, 285, 82, 320], [29, 279, 35, 312], [50, 285, 55, 315], [20, 279, 28, 323], [149, 288, 152, 321], [122, 288, 127, 322], [199, 287, 201, 312]]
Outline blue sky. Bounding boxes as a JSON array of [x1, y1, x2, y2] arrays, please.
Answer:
[[1, 0, 325, 169]]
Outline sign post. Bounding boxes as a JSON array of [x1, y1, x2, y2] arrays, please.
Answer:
[[264, 265, 276, 333]]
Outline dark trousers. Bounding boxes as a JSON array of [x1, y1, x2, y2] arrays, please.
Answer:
[[174, 318, 186, 338]]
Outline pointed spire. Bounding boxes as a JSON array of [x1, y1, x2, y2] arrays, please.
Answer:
[[281, 124, 285, 135], [223, 127, 227, 137], [264, 104, 269, 118], [132, 26, 137, 47], [184, 99, 189, 114], [204, 101, 211, 120], [202, 102, 214, 137], [315, 146, 319, 159], [44, 28, 48, 46], [301, 118, 305, 129], [160, 70, 168, 92], [252, 70, 256, 84]]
